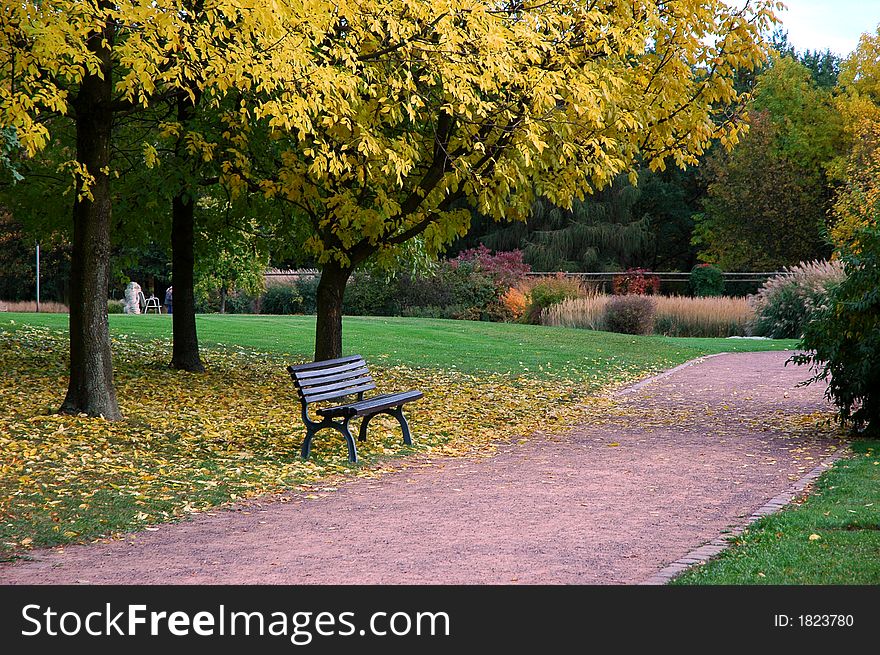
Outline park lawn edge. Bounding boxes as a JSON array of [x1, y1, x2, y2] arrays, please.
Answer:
[[671, 439, 880, 585]]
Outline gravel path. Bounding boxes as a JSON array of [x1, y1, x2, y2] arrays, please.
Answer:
[[0, 350, 843, 585]]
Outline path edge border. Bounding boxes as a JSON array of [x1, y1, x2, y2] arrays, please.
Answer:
[[613, 352, 729, 396], [638, 449, 848, 585]]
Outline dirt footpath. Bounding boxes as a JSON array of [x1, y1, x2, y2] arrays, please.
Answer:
[[0, 350, 843, 585]]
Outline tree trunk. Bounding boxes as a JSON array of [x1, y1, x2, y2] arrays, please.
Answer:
[[314, 262, 352, 361], [170, 191, 204, 372], [60, 24, 121, 420], [219, 286, 227, 314]]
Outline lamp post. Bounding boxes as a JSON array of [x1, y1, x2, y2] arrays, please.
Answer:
[[35, 242, 40, 313]]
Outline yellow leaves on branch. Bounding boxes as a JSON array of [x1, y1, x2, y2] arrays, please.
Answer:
[[229, 0, 780, 266], [56, 160, 96, 201], [2, 2, 777, 270]]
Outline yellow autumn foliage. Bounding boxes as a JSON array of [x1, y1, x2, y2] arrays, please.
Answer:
[[831, 27, 880, 250], [225, 0, 781, 267], [2, 1, 779, 264], [830, 119, 880, 250]]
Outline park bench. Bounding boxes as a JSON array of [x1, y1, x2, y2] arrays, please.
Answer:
[[287, 355, 423, 463]]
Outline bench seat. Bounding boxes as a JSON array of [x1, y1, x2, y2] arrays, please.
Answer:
[[318, 390, 424, 419]]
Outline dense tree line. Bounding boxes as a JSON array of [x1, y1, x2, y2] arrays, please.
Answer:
[[449, 41, 849, 273], [0, 0, 840, 419]]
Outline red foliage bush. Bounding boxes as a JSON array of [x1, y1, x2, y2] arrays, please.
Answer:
[[612, 268, 660, 295], [450, 244, 531, 287]]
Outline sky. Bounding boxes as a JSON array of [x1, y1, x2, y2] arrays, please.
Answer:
[[774, 0, 880, 56]]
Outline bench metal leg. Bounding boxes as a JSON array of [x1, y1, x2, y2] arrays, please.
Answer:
[[357, 406, 413, 446], [358, 413, 375, 442], [339, 420, 357, 463], [390, 406, 413, 445], [300, 412, 358, 463], [301, 428, 315, 460]]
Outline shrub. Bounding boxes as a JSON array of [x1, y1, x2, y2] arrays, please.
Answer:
[[791, 228, 880, 436], [612, 268, 660, 295], [226, 291, 257, 314], [479, 300, 516, 323], [344, 272, 400, 316], [653, 295, 752, 337], [449, 244, 531, 287], [501, 287, 527, 321], [750, 260, 845, 338], [398, 262, 498, 312], [525, 275, 583, 324], [294, 275, 320, 314], [400, 304, 463, 319], [690, 263, 725, 297], [344, 262, 506, 320], [107, 299, 124, 314], [603, 295, 656, 335], [261, 285, 304, 314]]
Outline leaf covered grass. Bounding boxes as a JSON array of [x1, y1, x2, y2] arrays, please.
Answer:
[[0, 324, 597, 559], [673, 440, 880, 584], [0, 314, 798, 561]]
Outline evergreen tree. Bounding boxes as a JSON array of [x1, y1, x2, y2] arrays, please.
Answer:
[[479, 176, 649, 272]]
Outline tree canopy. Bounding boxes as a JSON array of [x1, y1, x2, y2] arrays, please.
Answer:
[[222, 0, 779, 358], [693, 55, 841, 270]]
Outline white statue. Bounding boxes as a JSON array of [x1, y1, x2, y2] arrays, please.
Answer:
[[124, 281, 142, 314]]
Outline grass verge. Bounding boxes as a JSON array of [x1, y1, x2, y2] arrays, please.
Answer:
[[673, 440, 880, 584]]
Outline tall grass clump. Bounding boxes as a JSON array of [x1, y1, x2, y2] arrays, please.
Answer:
[[0, 300, 69, 313], [654, 295, 753, 337], [750, 260, 845, 338], [541, 294, 608, 330], [542, 294, 754, 337]]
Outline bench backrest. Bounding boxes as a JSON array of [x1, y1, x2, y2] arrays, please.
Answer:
[[287, 355, 376, 404]]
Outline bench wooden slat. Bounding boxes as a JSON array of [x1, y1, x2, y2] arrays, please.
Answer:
[[287, 355, 363, 373], [300, 376, 376, 401], [291, 358, 367, 381], [305, 382, 377, 404], [349, 390, 423, 413], [295, 366, 370, 389], [317, 390, 423, 418]]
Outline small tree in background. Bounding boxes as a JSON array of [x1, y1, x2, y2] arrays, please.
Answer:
[[690, 264, 725, 297], [449, 245, 530, 287], [195, 226, 267, 314]]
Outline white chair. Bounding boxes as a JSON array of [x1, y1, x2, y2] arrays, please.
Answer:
[[138, 290, 162, 314]]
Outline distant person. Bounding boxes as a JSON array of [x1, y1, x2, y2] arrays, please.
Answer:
[[164, 286, 173, 314]]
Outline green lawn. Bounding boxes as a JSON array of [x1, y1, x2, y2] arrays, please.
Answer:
[[1, 312, 798, 384], [673, 440, 880, 585]]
